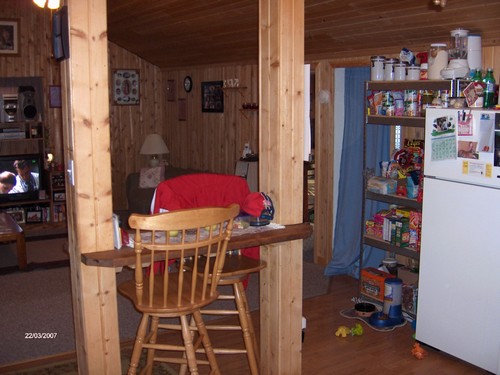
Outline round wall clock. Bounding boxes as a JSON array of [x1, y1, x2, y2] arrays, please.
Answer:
[[183, 76, 193, 93]]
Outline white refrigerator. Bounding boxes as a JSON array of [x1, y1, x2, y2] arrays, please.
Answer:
[[416, 108, 500, 374]]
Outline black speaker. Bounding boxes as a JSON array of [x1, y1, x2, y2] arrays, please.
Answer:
[[18, 86, 37, 120]]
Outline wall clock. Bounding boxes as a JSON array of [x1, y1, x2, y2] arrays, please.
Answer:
[[183, 76, 193, 93]]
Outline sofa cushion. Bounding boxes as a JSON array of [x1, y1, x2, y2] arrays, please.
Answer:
[[139, 166, 165, 188]]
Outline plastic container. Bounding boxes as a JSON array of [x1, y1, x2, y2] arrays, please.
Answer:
[[394, 63, 406, 81], [371, 56, 385, 81], [384, 58, 399, 81], [428, 43, 448, 80], [406, 65, 420, 81], [383, 277, 403, 318], [382, 258, 398, 276]]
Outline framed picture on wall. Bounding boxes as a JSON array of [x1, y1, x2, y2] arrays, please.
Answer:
[[0, 19, 20, 56], [112, 69, 140, 105], [201, 81, 224, 113], [6, 209, 25, 224], [26, 210, 43, 223], [178, 98, 187, 121], [49, 85, 62, 108], [167, 79, 176, 102]]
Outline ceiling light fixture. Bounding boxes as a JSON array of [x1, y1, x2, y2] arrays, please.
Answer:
[[433, 0, 447, 7], [33, 0, 61, 10]]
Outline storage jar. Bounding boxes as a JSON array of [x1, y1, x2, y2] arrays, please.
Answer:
[[370, 56, 385, 81], [428, 43, 448, 80]]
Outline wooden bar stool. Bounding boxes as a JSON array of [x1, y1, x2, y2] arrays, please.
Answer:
[[0, 212, 27, 270], [118, 204, 239, 375], [181, 251, 266, 375]]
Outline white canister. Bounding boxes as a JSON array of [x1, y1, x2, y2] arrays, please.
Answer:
[[384, 58, 399, 81], [371, 56, 385, 81], [467, 34, 482, 72], [394, 63, 406, 81], [428, 43, 448, 80], [406, 65, 420, 81]]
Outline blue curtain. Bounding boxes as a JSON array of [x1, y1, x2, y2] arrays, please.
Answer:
[[324, 67, 390, 277]]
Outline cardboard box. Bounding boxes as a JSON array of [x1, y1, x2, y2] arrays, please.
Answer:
[[365, 219, 383, 239], [398, 266, 419, 286], [409, 210, 422, 250], [393, 217, 410, 247], [360, 267, 396, 301]]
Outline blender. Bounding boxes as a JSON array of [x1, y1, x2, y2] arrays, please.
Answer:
[[441, 28, 470, 79]]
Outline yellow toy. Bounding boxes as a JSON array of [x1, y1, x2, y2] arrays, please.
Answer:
[[335, 326, 351, 338], [335, 323, 364, 338]]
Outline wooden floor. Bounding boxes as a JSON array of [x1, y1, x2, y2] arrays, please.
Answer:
[[200, 274, 491, 375], [4, 274, 492, 374]]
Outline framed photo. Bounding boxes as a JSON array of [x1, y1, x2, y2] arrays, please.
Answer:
[[112, 69, 140, 105], [167, 79, 176, 102], [178, 98, 187, 121], [201, 81, 224, 113], [0, 19, 20, 56], [26, 210, 43, 223], [6, 209, 25, 224], [49, 85, 62, 108], [53, 192, 66, 202]]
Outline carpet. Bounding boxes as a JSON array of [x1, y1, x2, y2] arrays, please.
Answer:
[[2, 346, 177, 375], [0, 232, 328, 367]]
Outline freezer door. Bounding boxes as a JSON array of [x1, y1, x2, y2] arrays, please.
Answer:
[[416, 177, 500, 373], [424, 108, 500, 189]]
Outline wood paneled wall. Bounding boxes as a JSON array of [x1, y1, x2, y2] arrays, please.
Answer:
[[108, 49, 260, 211], [162, 65, 259, 172], [0, 0, 63, 163]]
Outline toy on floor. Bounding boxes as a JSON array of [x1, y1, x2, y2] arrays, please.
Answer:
[[335, 326, 350, 337], [351, 323, 363, 336], [411, 342, 427, 359], [335, 323, 364, 338]]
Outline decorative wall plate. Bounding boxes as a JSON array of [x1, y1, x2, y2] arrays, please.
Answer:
[[113, 69, 140, 105]]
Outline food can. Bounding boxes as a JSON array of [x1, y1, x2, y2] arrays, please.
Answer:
[[383, 91, 395, 116], [441, 90, 450, 108], [404, 90, 420, 116], [371, 56, 385, 81], [420, 63, 428, 80], [421, 90, 434, 114]]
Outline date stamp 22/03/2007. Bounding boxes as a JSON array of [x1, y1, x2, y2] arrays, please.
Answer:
[[25, 333, 58, 339]]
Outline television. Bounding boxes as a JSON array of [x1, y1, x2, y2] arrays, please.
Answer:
[[0, 153, 44, 203]]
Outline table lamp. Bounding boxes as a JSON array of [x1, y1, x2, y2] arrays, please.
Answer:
[[140, 133, 169, 167]]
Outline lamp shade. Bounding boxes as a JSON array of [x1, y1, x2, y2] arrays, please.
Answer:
[[140, 134, 169, 155], [33, 0, 61, 9]]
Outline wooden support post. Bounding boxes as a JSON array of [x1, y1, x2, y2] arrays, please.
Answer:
[[259, 0, 304, 374], [61, 0, 121, 373], [313, 61, 334, 265]]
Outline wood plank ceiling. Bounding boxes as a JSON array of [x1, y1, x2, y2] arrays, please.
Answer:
[[107, 0, 500, 69]]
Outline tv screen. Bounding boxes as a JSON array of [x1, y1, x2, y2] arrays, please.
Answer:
[[0, 154, 44, 203]]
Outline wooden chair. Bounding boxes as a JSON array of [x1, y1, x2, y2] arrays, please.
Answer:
[[118, 204, 240, 375], [180, 251, 266, 375]]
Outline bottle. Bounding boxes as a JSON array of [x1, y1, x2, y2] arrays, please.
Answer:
[[483, 68, 496, 108], [470, 68, 483, 108]]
